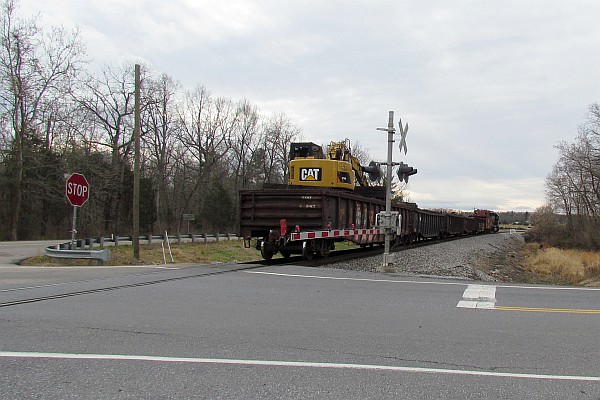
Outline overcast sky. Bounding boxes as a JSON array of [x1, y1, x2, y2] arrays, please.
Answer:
[[20, 0, 600, 212]]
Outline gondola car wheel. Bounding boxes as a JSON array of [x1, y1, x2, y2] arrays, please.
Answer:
[[260, 241, 274, 260], [302, 241, 314, 261]]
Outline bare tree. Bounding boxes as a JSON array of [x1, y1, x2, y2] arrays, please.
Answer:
[[142, 72, 180, 231], [176, 86, 240, 228], [76, 63, 137, 232], [541, 103, 600, 248], [227, 98, 259, 189], [0, 0, 85, 239], [259, 112, 301, 184]]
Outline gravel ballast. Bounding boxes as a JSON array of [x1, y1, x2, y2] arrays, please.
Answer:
[[325, 232, 525, 281]]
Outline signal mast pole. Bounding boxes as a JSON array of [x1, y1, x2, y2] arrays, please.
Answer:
[[377, 111, 396, 270], [377, 111, 411, 271]]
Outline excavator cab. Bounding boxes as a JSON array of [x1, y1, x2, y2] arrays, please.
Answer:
[[289, 142, 325, 161]]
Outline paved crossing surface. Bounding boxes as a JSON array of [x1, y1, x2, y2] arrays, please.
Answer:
[[1, 264, 598, 398]]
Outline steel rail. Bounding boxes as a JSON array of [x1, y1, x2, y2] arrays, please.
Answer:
[[0, 264, 264, 308]]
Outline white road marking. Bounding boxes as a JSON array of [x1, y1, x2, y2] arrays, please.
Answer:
[[457, 284, 497, 309], [245, 271, 473, 287], [0, 351, 598, 382], [245, 270, 600, 291]]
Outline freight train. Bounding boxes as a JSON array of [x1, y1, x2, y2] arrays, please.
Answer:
[[239, 140, 499, 261], [239, 186, 499, 260]]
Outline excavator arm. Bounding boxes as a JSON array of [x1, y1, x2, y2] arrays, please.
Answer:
[[327, 139, 369, 187]]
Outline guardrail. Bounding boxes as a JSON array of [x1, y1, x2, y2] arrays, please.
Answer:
[[45, 245, 111, 265], [105, 232, 239, 246], [53, 233, 237, 248], [44, 233, 238, 265]]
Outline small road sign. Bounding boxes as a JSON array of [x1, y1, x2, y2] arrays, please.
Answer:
[[66, 173, 90, 207]]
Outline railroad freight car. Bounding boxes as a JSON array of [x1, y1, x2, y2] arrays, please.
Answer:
[[239, 186, 498, 260], [239, 187, 412, 260], [446, 213, 469, 236], [472, 209, 500, 233], [465, 216, 483, 234], [415, 209, 446, 240]]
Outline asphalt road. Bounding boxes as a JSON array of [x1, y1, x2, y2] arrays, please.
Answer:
[[1, 261, 599, 399], [0, 240, 68, 266]]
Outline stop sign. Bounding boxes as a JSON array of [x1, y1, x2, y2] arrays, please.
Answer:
[[66, 173, 90, 207]]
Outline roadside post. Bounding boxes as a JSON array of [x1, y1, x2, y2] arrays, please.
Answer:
[[183, 214, 195, 234]]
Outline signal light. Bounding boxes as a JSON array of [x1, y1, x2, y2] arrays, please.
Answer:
[[363, 161, 382, 182], [397, 162, 417, 183]]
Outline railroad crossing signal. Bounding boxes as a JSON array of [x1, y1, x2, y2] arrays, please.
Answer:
[[398, 118, 408, 155], [65, 173, 90, 207], [397, 162, 417, 183]]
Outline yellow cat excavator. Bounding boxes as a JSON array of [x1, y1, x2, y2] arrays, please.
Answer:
[[288, 139, 380, 190]]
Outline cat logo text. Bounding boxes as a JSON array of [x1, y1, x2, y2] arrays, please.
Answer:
[[300, 168, 322, 181]]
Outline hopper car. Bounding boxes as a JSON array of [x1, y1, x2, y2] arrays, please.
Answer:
[[239, 187, 499, 260]]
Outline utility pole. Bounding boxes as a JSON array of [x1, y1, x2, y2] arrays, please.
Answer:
[[133, 64, 141, 259]]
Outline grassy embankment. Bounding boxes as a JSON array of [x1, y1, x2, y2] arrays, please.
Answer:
[[498, 225, 600, 286], [521, 243, 600, 286]]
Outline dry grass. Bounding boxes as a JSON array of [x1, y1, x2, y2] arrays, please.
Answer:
[[522, 243, 600, 286], [109, 240, 263, 265]]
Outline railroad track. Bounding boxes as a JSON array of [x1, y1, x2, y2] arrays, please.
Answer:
[[251, 235, 469, 268], [0, 264, 265, 308], [2, 235, 483, 308]]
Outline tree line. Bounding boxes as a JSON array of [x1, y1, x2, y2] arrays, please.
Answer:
[[529, 103, 600, 249], [497, 211, 530, 225], [0, 0, 301, 240]]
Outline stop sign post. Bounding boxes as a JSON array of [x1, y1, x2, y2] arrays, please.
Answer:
[[65, 173, 89, 247]]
